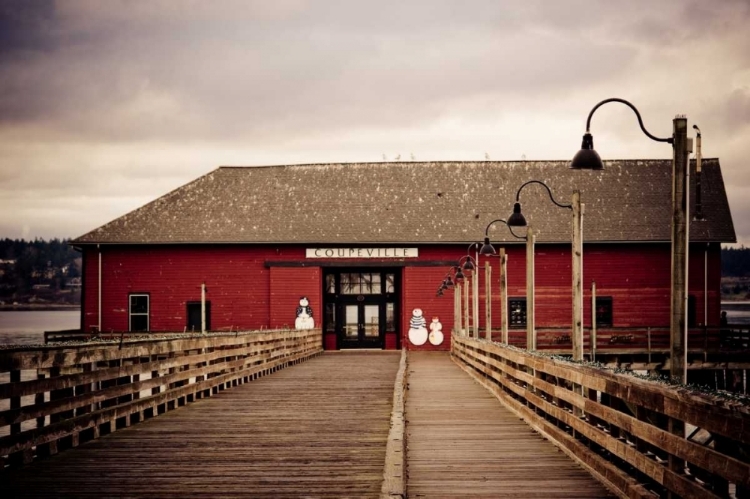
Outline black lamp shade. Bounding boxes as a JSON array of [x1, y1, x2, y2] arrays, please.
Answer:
[[444, 276, 454, 288], [454, 267, 465, 282], [436, 288, 444, 296], [480, 236, 496, 255], [507, 202, 527, 227], [462, 258, 475, 272], [570, 132, 604, 170]]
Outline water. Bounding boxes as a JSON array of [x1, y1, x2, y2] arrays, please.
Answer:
[[721, 302, 750, 326], [0, 310, 80, 346]]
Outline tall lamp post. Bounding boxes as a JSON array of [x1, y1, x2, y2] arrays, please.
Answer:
[[456, 244, 480, 338], [480, 219, 526, 344], [507, 181, 583, 359], [570, 98, 689, 384]]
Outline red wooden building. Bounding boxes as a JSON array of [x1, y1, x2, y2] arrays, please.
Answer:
[[72, 160, 735, 355]]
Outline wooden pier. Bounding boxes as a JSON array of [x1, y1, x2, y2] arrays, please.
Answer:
[[406, 352, 612, 498], [2, 330, 749, 498], [3, 351, 401, 498]]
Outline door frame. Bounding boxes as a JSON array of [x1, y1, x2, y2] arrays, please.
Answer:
[[322, 268, 401, 350]]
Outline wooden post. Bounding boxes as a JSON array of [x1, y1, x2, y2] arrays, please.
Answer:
[[526, 226, 536, 350], [201, 282, 207, 334], [500, 248, 508, 345], [671, 116, 689, 383], [591, 281, 597, 362], [463, 278, 469, 336], [455, 282, 462, 337], [10, 370, 20, 436], [485, 262, 492, 340], [572, 191, 583, 361], [473, 264, 480, 339]]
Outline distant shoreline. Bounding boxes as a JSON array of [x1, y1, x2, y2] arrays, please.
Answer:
[[0, 305, 80, 312]]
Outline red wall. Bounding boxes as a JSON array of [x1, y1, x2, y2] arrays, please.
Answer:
[[269, 267, 321, 329], [81, 242, 723, 351]]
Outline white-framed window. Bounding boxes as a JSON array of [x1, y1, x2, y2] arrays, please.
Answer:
[[129, 294, 150, 331]]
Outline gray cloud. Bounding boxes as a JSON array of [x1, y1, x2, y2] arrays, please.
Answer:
[[0, 0, 749, 243]]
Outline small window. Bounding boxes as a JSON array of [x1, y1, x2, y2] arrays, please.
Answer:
[[129, 294, 150, 332], [186, 302, 211, 332], [341, 273, 382, 295], [385, 274, 395, 294], [595, 297, 613, 327], [325, 303, 336, 332], [508, 298, 527, 327], [325, 274, 336, 294], [386, 302, 395, 330]]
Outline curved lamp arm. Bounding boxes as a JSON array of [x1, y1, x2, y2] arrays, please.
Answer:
[[586, 98, 673, 144], [484, 218, 526, 240], [515, 180, 572, 210]]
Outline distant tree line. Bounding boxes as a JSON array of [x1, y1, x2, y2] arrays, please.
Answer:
[[722, 247, 750, 277], [0, 238, 81, 302]]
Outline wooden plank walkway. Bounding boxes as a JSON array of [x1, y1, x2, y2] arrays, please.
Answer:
[[3, 351, 400, 499], [406, 352, 614, 498]]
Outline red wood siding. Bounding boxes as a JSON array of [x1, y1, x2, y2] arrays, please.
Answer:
[[269, 267, 321, 329], [80, 242, 722, 352]]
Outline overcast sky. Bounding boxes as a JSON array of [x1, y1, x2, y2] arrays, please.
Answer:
[[1, 0, 749, 244]]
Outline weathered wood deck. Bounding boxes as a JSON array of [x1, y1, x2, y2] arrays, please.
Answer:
[[3, 351, 401, 499], [406, 352, 614, 498]]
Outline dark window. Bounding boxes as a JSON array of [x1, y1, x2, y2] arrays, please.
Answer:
[[129, 294, 149, 332], [340, 273, 382, 295], [325, 274, 336, 294], [595, 297, 613, 327], [325, 303, 335, 332], [688, 295, 697, 327], [508, 298, 527, 327], [385, 274, 395, 294], [386, 302, 395, 330], [186, 302, 211, 332]]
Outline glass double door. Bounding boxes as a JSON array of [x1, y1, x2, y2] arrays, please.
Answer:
[[341, 300, 382, 348], [323, 269, 399, 349]]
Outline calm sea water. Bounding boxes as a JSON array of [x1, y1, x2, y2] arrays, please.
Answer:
[[0, 310, 80, 346]]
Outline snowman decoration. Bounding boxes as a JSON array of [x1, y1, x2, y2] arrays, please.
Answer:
[[295, 296, 314, 330], [428, 317, 444, 346], [408, 308, 428, 345]]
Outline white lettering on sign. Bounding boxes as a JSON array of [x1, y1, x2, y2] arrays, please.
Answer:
[[306, 248, 419, 259]]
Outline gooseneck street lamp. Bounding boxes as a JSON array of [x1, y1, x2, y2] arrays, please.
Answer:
[[508, 180, 583, 359], [457, 243, 481, 338], [480, 219, 526, 343], [571, 97, 689, 384], [479, 218, 526, 256]]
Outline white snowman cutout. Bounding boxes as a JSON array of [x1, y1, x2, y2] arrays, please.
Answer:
[[428, 317, 444, 346], [295, 296, 314, 330], [408, 308, 428, 346]]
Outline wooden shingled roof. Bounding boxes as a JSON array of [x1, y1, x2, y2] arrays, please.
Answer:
[[73, 159, 736, 245]]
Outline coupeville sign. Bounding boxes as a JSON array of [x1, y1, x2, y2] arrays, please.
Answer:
[[305, 248, 419, 259]]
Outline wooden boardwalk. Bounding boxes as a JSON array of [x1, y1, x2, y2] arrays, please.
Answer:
[[406, 352, 614, 498], [3, 351, 400, 499]]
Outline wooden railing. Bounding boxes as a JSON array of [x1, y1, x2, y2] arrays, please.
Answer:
[[452, 335, 750, 499], [474, 325, 750, 361], [0, 329, 322, 468]]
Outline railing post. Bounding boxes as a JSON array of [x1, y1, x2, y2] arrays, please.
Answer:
[[526, 226, 536, 350], [455, 282, 462, 337], [591, 281, 597, 362], [670, 116, 688, 384], [500, 248, 508, 345], [463, 277, 470, 337], [485, 262, 492, 340], [572, 191, 583, 361]]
